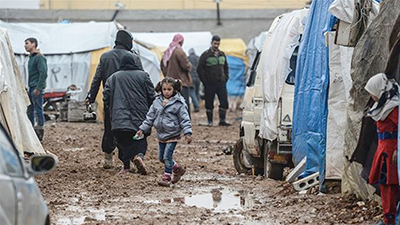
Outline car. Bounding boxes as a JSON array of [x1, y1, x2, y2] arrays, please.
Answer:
[[0, 123, 57, 225]]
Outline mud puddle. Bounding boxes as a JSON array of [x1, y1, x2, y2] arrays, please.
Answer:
[[144, 187, 260, 212], [56, 206, 106, 225]]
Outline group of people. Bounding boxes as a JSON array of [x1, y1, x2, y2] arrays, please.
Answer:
[[21, 27, 400, 221], [84, 30, 231, 186]]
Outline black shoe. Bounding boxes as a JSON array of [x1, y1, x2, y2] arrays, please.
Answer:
[[218, 121, 231, 126]]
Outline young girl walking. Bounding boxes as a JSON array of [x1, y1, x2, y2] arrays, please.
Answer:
[[136, 77, 192, 186]]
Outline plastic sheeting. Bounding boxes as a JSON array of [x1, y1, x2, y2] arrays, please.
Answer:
[[226, 56, 246, 97], [16, 53, 91, 101], [219, 39, 248, 63], [292, 0, 336, 189], [326, 32, 354, 179], [328, 0, 380, 24], [0, 21, 118, 54], [0, 29, 45, 154], [257, 8, 308, 141]]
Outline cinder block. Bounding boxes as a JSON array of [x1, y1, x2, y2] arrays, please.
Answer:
[[292, 172, 319, 191], [285, 156, 306, 183]]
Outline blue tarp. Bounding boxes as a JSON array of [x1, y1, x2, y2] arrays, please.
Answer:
[[292, 0, 336, 191], [226, 55, 246, 97]]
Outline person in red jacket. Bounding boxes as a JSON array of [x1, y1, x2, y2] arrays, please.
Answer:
[[365, 73, 399, 225]]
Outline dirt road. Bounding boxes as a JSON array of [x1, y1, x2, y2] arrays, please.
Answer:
[[36, 110, 382, 225]]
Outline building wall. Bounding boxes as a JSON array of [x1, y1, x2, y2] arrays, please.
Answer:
[[0, 8, 293, 42], [38, 0, 309, 10], [0, 0, 39, 9]]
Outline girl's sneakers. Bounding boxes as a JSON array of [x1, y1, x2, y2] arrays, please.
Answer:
[[158, 173, 172, 187], [172, 164, 186, 184]]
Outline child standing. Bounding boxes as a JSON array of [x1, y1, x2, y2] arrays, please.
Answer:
[[365, 73, 399, 225], [136, 77, 192, 186]]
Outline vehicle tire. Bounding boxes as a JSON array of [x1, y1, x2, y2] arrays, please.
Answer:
[[263, 141, 284, 180], [233, 138, 251, 174], [45, 215, 50, 225]]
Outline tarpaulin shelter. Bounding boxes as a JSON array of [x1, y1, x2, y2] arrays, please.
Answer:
[[0, 21, 161, 122], [219, 39, 248, 99], [0, 29, 45, 154], [292, 0, 336, 190]]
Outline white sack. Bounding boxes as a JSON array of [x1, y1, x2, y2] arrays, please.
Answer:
[[326, 32, 354, 179]]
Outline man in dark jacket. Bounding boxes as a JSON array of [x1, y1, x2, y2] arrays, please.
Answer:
[[24, 37, 48, 141], [197, 35, 230, 126], [86, 30, 143, 169], [103, 54, 155, 174], [188, 48, 200, 112]]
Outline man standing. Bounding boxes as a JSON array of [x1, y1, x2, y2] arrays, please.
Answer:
[[103, 54, 155, 174], [24, 37, 48, 141], [86, 30, 143, 169], [188, 48, 201, 112], [197, 35, 230, 126], [160, 34, 192, 114]]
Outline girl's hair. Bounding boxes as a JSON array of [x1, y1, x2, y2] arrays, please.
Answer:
[[155, 77, 182, 95]]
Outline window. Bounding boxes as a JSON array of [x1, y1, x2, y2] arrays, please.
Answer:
[[0, 127, 24, 177], [285, 46, 299, 85], [246, 51, 262, 87]]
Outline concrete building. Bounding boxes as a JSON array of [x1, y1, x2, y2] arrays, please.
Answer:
[[36, 0, 309, 10]]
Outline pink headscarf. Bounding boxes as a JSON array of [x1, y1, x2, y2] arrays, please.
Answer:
[[162, 34, 184, 67]]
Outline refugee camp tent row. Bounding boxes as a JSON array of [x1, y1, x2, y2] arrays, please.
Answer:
[[0, 21, 162, 121], [290, 0, 388, 201], [0, 29, 45, 154]]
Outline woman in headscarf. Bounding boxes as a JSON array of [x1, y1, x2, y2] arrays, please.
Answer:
[[365, 72, 399, 225], [160, 34, 192, 115]]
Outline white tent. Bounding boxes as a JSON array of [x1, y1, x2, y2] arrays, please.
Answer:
[[0, 21, 161, 101], [0, 29, 45, 154], [132, 31, 214, 57]]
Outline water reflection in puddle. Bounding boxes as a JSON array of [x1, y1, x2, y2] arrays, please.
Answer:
[[56, 206, 106, 225], [144, 188, 259, 212]]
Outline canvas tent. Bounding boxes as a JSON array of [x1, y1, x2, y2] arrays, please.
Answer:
[[0, 29, 45, 154]]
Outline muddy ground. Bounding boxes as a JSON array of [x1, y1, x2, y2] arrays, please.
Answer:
[[36, 109, 383, 225]]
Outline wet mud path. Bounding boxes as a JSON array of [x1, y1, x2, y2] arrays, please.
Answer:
[[37, 110, 381, 225]]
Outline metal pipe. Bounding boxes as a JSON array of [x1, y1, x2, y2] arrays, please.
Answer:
[[216, 2, 222, 26]]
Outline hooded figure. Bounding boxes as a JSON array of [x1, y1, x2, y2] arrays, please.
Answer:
[[103, 54, 155, 174], [86, 30, 143, 169], [365, 73, 399, 225]]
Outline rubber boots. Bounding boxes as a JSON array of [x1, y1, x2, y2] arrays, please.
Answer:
[[206, 109, 213, 126], [103, 152, 113, 169], [34, 126, 44, 141], [218, 108, 231, 126]]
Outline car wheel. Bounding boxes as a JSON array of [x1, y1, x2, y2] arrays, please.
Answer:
[[45, 215, 50, 225], [263, 141, 284, 180], [233, 138, 251, 174]]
